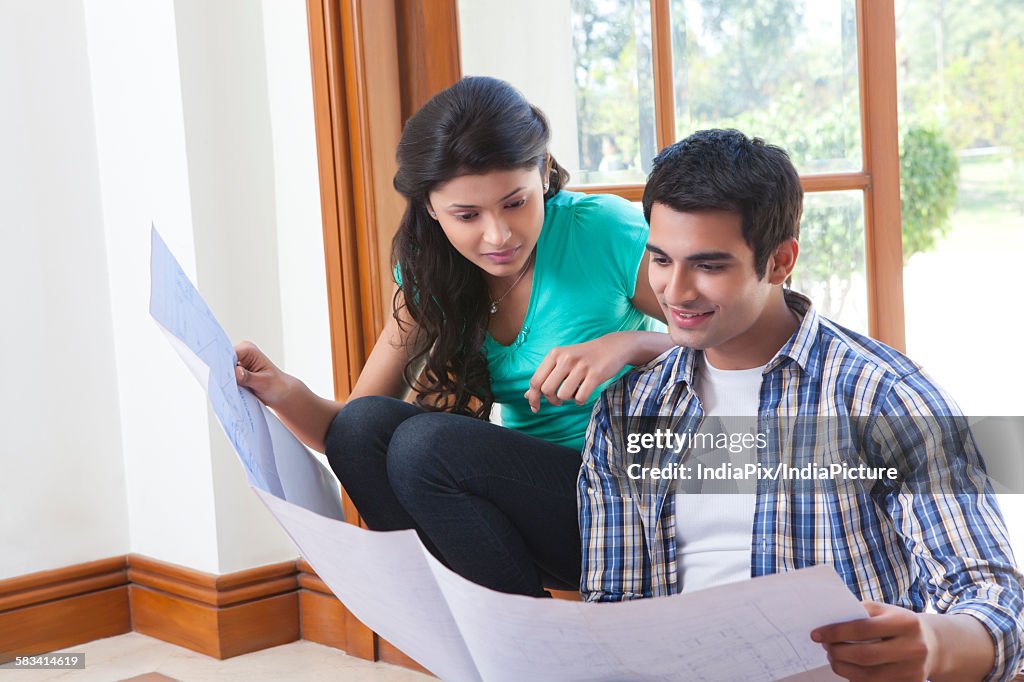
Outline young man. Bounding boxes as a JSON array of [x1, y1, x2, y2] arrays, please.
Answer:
[[578, 129, 1023, 681]]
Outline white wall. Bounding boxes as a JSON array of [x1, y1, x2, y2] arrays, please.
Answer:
[[0, 0, 130, 578], [82, 0, 222, 573], [171, 0, 300, 573], [0, 0, 331, 579], [457, 0, 580, 170], [260, 0, 333, 404]]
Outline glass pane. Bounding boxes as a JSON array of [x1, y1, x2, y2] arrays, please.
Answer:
[[567, 0, 657, 183], [458, 0, 655, 186], [896, 0, 1024, 417], [668, 0, 861, 173], [790, 191, 868, 333]]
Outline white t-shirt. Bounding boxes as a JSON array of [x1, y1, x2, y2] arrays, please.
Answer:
[[675, 355, 766, 592]]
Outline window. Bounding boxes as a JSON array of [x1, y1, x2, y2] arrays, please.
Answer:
[[896, 0, 1024, 416], [459, 0, 904, 342]]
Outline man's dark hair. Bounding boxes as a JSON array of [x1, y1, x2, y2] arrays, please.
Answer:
[[642, 129, 803, 279]]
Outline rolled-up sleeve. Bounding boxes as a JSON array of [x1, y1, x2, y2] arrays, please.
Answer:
[[870, 372, 1024, 681]]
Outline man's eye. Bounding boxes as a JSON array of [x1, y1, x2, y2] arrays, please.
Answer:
[[651, 256, 671, 266], [697, 263, 724, 272], [505, 198, 527, 209]]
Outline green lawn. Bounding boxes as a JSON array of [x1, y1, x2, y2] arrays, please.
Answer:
[[902, 151, 1024, 416], [928, 154, 1024, 253]]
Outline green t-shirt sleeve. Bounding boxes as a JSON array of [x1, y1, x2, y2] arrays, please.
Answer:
[[571, 193, 649, 299]]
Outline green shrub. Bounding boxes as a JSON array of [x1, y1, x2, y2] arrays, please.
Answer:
[[899, 127, 960, 263]]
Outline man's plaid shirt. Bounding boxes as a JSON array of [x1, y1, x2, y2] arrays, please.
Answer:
[[578, 291, 1024, 681]]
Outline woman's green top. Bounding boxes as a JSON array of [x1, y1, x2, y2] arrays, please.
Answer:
[[397, 190, 656, 451]]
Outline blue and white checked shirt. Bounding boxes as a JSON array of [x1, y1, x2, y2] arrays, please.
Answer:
[[578, 291, 1024, 681]]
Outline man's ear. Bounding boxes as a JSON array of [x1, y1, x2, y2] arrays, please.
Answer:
[[767, 239, 799, 285]]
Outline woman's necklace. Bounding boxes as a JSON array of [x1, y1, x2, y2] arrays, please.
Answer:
[[489, 250, 535, 314]]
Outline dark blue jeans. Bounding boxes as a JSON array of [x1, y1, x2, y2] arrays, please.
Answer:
[[324, 396, 582, 597]]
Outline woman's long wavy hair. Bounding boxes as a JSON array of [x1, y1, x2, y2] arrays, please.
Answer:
[[391, 77, 569, 419]]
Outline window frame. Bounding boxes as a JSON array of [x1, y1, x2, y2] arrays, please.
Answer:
[[573, 0, 905, 350]]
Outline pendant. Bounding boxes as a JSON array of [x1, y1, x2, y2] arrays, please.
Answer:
[[490, 302, 498, 314]]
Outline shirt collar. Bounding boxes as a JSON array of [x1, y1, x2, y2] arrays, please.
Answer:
[[767, 289, 820, 374], [656, 289, 820, 399], [656, 344, 697, 399]]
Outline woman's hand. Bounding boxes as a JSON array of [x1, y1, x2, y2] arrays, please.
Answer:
[[234, 340, 296, 408], [234, 340, 341, 453], [524, 331, 672, 412]]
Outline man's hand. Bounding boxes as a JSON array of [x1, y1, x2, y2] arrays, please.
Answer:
[[811, 602, 939, 682]]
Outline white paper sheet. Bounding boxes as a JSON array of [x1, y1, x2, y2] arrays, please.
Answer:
[[422, 534, 866, 681], [149, 225, 344, 520], [255, 489, 482, 682], [151, 223, 868, 681], [257, 488, 866, 682]]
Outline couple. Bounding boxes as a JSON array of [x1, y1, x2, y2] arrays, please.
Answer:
[[236, 77, 1022, 681]]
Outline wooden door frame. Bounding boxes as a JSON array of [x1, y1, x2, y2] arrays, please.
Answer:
[[307, 0, 461, 407], [304, 0, 460, 669]]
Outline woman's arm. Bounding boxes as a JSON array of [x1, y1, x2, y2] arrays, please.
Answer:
[[524, 330, 675, 412], [236, 288, 419, 452], [524, 256, 675, 412]]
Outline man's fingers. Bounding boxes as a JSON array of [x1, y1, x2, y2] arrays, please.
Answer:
[[861, 601, 889, 618], [814, 619, 876, 644], [828, 657, 912, 682], [826, 640, 900, 667], [826, 658, 873, 682], [813, 613, 901, 644]]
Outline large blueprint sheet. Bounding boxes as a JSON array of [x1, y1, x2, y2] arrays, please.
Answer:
[[151, 225, 866, 681], [149, 226, 344, 520], [257, 488, 860, 682]]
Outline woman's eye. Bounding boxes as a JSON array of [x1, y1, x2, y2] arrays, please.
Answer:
[[505, 198, 527, 210], [454, 212, 477, 222]]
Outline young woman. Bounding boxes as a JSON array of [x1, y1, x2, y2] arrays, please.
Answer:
[[235, 76, 671, 597]]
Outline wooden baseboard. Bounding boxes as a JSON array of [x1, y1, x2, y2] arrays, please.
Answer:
[[295, 559, 377, 661], [0, 554, 433, 674], [0, 557, 131, 663], [379, 637, 431, 675], [127, 554, 300, 659]]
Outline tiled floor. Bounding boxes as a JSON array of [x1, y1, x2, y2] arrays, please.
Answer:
[[2, 633, 432, 681]]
